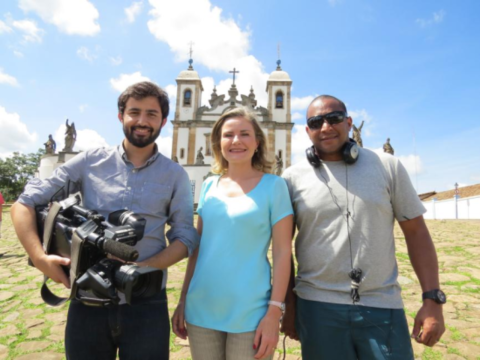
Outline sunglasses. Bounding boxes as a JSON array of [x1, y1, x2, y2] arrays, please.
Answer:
[[307, 111, 348, 130]]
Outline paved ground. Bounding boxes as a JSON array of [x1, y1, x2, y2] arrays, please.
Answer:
[[1, 210, 480, 359]]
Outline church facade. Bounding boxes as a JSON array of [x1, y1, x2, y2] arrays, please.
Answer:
[[171, 60, 294, 203]]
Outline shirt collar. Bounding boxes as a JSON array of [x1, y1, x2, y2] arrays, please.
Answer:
[[118, 143, 160, 168]]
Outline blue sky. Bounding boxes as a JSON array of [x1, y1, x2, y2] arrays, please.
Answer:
[[0, 0, 479, 194]]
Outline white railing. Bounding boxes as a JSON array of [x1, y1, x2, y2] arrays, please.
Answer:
[[423, 195, 480, 220]]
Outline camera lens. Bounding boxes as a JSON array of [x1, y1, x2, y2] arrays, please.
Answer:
[[112, 263, 163, 304]]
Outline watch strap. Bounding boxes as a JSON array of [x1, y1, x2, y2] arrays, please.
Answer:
[[268, 300, 285, 312]]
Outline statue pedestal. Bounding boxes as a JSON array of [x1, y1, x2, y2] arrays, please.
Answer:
[[38, 151, 80, 180]]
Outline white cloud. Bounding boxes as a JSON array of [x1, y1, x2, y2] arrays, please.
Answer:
[[0, 68, 19, 87], [13, 50, 24, 58], [79, 104, 88, 113], [370, 147, 423, 177], [148, 0, 250, 72], [54, 125, 108, 152], [397, 154, 423, 176], [110, 72, 151, 92], [292, 112, 304, 121], [291, 95, 315, 111], [291, 124, 310, 165], [125, 1, 143, 23], [471, 174, 480, 183], [76, 46, 97, 62], [19, 0, 100, 36], [110, 56, 123, 66], [348, 108, 373, 137], [0, 106, 37, 153], [416, 10, 446, 28], [0, 20, 12, 33], [164, 83, 177, 108], [147, 0, 273, 105], [155, 134, 172, 158], [12, 19, 44, 43]]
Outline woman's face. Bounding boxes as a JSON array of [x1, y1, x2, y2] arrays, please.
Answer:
[[220, 116, 259, 166]]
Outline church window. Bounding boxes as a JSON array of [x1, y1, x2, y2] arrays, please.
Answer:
[[184, 90, 192, 106], [180, 148, 185, 159], [275, 91, 284, 109]]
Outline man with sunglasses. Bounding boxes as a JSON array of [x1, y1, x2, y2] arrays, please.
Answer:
[[281, 95, 445, 359]]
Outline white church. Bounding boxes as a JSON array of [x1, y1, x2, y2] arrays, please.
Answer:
[[172, 59, 294, 203]]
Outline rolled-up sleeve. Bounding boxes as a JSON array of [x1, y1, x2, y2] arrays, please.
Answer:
[[18, 153, 85, 208], [165, 169, 200, 256]]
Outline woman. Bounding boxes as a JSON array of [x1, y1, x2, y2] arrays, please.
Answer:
[[172, 107, 293, 360]]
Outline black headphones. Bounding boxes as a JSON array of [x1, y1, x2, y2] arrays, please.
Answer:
[[305, 139, 359, 168]]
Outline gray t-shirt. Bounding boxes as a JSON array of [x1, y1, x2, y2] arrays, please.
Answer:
[[283, 148, 425, 309]]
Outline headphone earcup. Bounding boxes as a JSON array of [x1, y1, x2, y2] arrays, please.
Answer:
[[343, 140, 359, 164], [305, 146, 321, 167]]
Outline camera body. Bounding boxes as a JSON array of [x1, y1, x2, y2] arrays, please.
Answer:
[[35, 195, 163, 306]]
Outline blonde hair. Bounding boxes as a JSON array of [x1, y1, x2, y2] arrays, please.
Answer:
[[211, 107, 272, 174]]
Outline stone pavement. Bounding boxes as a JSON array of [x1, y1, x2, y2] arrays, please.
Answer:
[[1, 211, 480, 359]]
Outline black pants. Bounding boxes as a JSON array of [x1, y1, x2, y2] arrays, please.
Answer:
[[65, 289, 170, 360]]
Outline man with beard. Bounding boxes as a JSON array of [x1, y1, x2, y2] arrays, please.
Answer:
[[11, 81, 199, 360]]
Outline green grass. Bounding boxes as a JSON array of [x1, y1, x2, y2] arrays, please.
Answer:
[[422, 347, 444, 360]]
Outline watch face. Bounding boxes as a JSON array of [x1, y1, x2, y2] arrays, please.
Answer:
[[436, 290, 447, 303]]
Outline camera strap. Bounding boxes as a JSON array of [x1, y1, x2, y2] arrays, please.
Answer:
[[40, 201, 85, 307]]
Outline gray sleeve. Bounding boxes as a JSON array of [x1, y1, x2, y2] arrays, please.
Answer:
[[165, 166, 200, 256], [17, 152, 85, 208], [390, 158, 426, 222]]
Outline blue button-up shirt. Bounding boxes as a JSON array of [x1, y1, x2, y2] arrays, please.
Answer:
[[19, 145, 199, 265]]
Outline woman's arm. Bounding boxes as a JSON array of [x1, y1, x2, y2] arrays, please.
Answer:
[[254, 214, 294, 359], [171, 216, 203, 339]]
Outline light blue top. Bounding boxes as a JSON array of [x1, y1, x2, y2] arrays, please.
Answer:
[[185, 174, 293, 333]]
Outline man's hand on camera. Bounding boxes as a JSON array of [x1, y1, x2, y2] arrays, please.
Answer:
[[34, 253, 71, 288]]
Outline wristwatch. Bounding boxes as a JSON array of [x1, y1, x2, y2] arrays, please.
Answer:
[[422, 289, 447, 304], [268, 300, 286, 313]]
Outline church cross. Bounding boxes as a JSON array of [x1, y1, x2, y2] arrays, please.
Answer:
[[229, 68, 240, 85], [188, 41, 194, 59]]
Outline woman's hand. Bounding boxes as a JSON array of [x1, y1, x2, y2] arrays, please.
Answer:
[[253, 310, 281, 359], [172, 301, 188, 340]]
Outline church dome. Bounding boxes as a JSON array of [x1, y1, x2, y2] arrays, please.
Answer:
[[268, 70, 291, 81], [177, 69, 201, 80]]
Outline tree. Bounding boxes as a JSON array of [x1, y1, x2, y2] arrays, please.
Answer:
[[0, 148, 45, 202]]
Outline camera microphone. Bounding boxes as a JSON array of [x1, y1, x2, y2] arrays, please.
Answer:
[[103, 239, 139, 262]]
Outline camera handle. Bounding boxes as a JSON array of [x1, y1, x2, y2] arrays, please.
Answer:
[[40, 201, 86, 307]]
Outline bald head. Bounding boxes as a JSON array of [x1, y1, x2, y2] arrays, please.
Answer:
[[307, 95, 347, 119]]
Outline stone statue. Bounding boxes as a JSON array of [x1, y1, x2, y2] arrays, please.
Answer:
[[352, 121, 364, 148], [44, 134, 56, 154], [195, 147, 205, 165], [63, 119, 77, 152], [383, 138, 394, 155], [274, 154, 283, 176]]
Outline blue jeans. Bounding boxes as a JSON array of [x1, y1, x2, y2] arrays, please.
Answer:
[[296, 298, 414, 360], [65, 289, 170, 360]]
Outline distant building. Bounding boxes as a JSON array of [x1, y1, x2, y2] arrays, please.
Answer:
[[420, 183, 480, 220]]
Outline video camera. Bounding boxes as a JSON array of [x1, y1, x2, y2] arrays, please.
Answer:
[[34, 195, 163, 306]]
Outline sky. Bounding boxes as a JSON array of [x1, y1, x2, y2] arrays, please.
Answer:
[[0, 0, 479, 194]]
